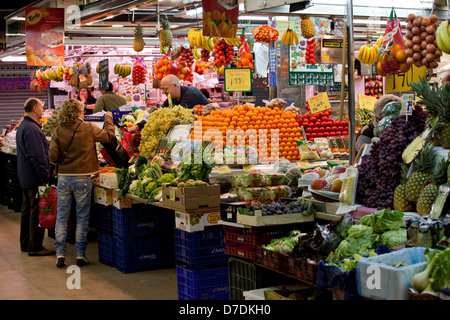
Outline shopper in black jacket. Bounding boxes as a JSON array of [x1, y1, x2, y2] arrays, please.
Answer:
[[16, 98, 55, 256]]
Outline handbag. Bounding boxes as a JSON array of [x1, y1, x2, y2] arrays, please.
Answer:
[[100, 119, 130, 168], [38, 185, 58, 229]]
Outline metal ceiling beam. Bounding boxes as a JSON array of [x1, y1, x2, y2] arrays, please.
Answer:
[[133, 1, 202, 23]]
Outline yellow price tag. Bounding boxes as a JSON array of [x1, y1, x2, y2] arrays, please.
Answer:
[[224, 68, 252, 92], [385, 65, 427, 94], [217, 165, 231, 174], [357, 94, 377, 110], [242, 165, 255, 172], [307, 93, 331, 114], [169, 189, 176, 201]]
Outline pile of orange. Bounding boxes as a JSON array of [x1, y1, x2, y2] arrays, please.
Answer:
[[154, 57, 172, 80], [236, 52, 254, 70], [190, 104, 303, 162]]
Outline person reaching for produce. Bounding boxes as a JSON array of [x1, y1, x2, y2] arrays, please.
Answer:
[[127, 74, 209, 133], [92, 81, 126, 113], [355, 94, 402, 153], [49, 99, 115, 268]]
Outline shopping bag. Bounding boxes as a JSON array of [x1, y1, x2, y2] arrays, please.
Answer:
[[38, 186, 58, 229], [377, 9, 406, 76], [100, 135, 130, 168]]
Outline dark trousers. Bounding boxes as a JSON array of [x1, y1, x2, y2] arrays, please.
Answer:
[[20, 187, 45, 252]]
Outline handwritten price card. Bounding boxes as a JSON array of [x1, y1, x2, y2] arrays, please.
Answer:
[[224, 67, 252, 92], [357, 94, 377, 110], [307, 92, 331, 114]]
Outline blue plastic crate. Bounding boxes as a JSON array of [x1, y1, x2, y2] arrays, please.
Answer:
[[174, 228, 228, 270], [92, 204, 113, 234], [112, 204, 174, 240], [113, 236, 175, 273], [97, 232, 114, 267], [111, 110, 132, 123], [177, 265, 230, 300]]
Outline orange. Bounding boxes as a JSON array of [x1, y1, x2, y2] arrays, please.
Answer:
[[395, 49, 407, 63], [399, 62, 410, 73]]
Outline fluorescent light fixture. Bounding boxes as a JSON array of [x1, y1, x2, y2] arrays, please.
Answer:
[[238, 15, 268, 21], [186, 7, 202, 17], [1, 55, 27, 62], [111, 25, 124, 28], [104, 15, 115, 20], [9, 17, 25, 21]]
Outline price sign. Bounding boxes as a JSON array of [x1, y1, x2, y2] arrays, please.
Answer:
[[401, 94, 414, 116], [217, 165, 231, 174], [307, 93, 331, 114], [385, 65, 427, 93], [242, 164, 256, 172], [224, 67, 252, 92], [98, 59, 109, 91], [357, 94, 377, 110]]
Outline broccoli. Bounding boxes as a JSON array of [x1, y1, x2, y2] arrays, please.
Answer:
[[158, 173, 175, 184]]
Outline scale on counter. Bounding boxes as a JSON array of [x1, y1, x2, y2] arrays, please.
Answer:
[[320, 36, 346, 64]]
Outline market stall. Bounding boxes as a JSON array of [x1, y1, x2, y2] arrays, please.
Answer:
[[1, 0, 450, 302]]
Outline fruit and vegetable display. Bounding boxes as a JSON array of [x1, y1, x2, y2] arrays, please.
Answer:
[[139, 105, 194, 157], [191, 104, 303, 162], [296, 108, 349, 140], [404, 13, 440, 69], [252, 25, 279, 43], [65, 62, 93, 90], [356, 105, 428, 210], [239, 199, 315, 217], [213, 38, 235, 68], [188, 28, 216, 51], [36, 66, 66, 83]]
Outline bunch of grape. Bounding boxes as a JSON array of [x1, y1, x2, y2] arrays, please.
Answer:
[[139, 105, 194, 157], [356, 106, 428, 209]]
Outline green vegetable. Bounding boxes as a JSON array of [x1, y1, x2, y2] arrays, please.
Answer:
[[158, 173, 175, 184], [378, 229, 407, 248], [410, 248, 450, 293], [327, 225, 379, 263], [360, 209, 404, 234], [374, 115, 394, 137], [381, 101, 402, 117]]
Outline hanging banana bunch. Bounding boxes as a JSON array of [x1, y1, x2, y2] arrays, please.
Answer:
[[357, 43, 379, 65], [281, 28, 299, 46]]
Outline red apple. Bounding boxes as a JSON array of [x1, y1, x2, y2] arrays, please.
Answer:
[[311, 178, 328, 190]]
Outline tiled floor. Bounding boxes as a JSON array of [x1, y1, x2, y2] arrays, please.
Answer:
[[0, 205, 178, 300]]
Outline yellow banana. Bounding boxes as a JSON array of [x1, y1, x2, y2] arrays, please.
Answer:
[[360, 46, 367, 64], [224, 37, 231, 46], [357, 46, 364, 62], [207, 37, 215, 51], [293, 31, 299, 45], [234, 36, 241, 47], [195, 31, 201, 47], [188, 28, 195, 46], [289, 31, 294, 46], [281, 31, 288, 44]]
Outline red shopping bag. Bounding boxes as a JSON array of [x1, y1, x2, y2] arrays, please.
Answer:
[[377, 9, 406, 76], [38, 186, 58, 229]]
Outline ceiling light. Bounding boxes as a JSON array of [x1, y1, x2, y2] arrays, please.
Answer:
[[111, 25, 124, 28], [1, 55, 27, 62]]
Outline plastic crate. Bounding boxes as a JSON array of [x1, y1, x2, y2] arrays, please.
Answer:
[[177, 265, 230, 300], [223, 225, 297, 246], [228, 257, 296, 300], [91, 203, 113, 234], [97, 232, 114, 267], [174, 227, 228, 270], [113, 236, 175, 273], [112, 204, 175, 240], [254, 246, 285, 274], [284, 255, 319, 286], [225, 241, 255, 261]]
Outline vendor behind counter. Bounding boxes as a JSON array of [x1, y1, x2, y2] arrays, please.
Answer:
[[93, 82, 127, 113]]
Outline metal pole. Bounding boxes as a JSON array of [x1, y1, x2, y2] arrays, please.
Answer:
[[346, 0, 356, 164]]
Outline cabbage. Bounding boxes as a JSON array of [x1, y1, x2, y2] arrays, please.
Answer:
[[379, 229, 407, 248], [327, 225, 379, 262], [360, 209, 404, 234]]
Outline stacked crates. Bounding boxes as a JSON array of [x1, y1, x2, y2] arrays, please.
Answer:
[[95, 203, 175, 273], [174, 225, 230, 300]]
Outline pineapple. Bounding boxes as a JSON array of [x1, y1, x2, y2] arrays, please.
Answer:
[[416, 157, 449, 215], [133, 24, 145, 52], [394, 163, 416, 212], [410, 77, 450, 148], [405, 143, 438, 202], [160, 15, 172, 47], [300, 15, 315, 39]]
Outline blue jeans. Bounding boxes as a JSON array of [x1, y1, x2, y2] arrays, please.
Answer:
[[54, 176, 92, 258]]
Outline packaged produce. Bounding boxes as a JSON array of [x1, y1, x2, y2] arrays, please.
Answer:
[[382, 101, 402, 117], [201, 103, 220, 116], [298, 141, 320, 160], [267, 185, 291, 201], [252, 25, 279, 43], [339, 166, 359, 205], [264, 98, 287, 109], [262, 230, 306, 253], [314, 138, 334, 160], [231, 173, 262, 188], [285, 168, 302, 187], [261, 173, 287, 186], [236, 187, 270, 202]]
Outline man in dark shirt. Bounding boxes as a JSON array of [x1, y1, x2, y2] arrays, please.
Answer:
[[128, 75, 209, 133]]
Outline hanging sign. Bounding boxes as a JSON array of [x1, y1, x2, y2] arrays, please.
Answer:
[[357, 94, 377, 110], [307, 93, 331, 114], [202, 0, 239, 38], [25, 7, 64, 66], [385, 65, 427, 93], [224, 67, 252, 92], [98, 59, 109, 91]]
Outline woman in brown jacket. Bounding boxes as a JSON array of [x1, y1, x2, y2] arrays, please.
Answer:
[[49, 99, 115, 268]]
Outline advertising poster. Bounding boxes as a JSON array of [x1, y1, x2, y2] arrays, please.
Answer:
[[25, 7, 65, 66], [202, 0, 238, 38]]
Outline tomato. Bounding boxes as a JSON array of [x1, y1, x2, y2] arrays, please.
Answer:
[[331, 126, 338, 131], [306, 127, 313, 133], [343, 131, 348, 135], [311, 133, 317, 138], [325, 126, 331, 132], [310, 117, 317, 123], [319, 127, 325, 132], [313, 127, 319, 133], [315, 111, 323, 118], [317, 132, 324, 137], [336, 131, 342, 136]]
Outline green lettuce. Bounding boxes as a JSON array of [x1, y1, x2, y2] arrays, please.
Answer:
[[379, 229, 407, 248], [360, 209, 404, 234]]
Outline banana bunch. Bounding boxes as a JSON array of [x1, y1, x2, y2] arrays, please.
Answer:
[[223, 36, 241, 47], [114, 64, 132, 78], [188, 28, 215, 50], [216, 65, 224, 75], [436, 20, 450, 54], [37, 66, 66, 82], [281, 29, 299, 46], [357, 43, 379, 66], [193, 47, 201, 60]]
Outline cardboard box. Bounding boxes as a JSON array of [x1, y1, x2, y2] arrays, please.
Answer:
[[236, 210, 314, 227], [94, 187, 113, 206], [175, 210, 221, 232], [162, 183, 220, 213], [111, 189, 132, 209], [100, 172, 118, 189]]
